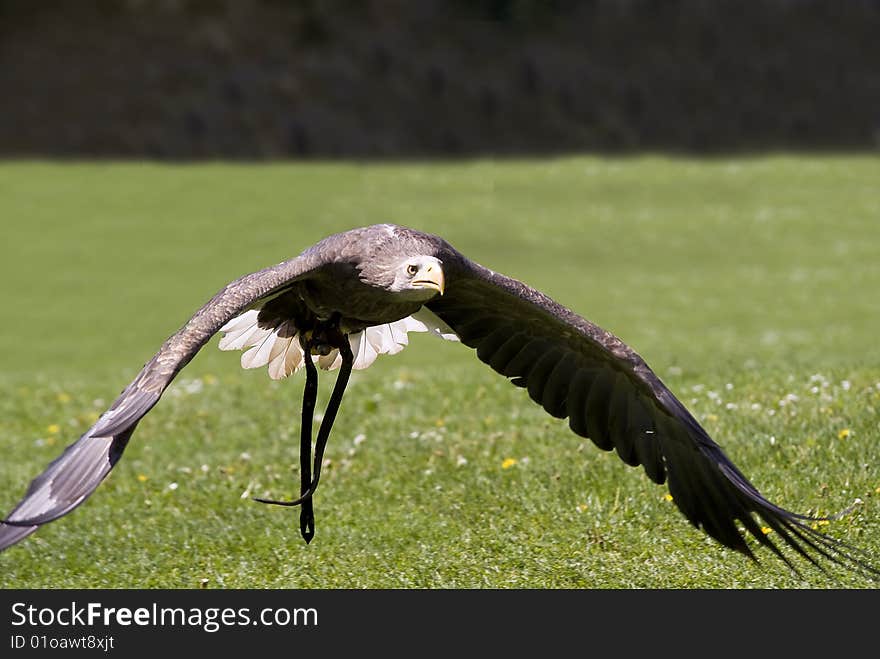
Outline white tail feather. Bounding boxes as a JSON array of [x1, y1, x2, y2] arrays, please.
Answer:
[[218, 310, 271, 351], [266, 323, 304, 380], [408, 307, 460, 341], [240, 333, 277, 369], [316, 350, 342, 370], [219, 309, 259, 334], [218, 305, 460, 379]]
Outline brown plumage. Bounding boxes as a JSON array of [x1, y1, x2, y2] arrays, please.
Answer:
[[0, 224, 874, 576]]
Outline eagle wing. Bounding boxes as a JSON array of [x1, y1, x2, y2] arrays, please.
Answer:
[[0, 245, 333, 550], [427, 244, 873, 573]]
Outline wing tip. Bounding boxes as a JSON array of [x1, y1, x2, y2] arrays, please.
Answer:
[[0, 522, 38, 553]]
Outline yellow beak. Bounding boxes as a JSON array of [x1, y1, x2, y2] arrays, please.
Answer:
[[412, 264, 445, 296]]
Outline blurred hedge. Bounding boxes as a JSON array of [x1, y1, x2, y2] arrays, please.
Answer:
[[1, 0, 878, 157]]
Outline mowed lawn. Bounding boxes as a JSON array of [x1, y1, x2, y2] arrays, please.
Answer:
[[0, 156, 878, 588]]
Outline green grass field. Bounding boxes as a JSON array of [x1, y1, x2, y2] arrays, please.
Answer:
[[0, 156, 878, 588]]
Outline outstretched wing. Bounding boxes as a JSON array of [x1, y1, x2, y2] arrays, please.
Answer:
[[427, 247, 875, 574], [0, 247, 331, 552]]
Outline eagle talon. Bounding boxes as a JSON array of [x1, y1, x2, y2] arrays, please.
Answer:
[[300, 513, 315, 544]]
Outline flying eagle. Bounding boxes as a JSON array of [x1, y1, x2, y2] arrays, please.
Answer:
[[0, 224, 873, 575]]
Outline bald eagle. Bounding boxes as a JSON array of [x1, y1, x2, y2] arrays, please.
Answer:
[[0, 224, 874, 576]]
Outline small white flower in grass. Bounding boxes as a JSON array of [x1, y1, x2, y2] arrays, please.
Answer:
[[353, 433, 366, 446], [769, 436, 776, 445], [200, 464, 209, 473], [456, 455, 468, 467], [168, 482, 178, 491], [841, 380, 851, 391], [239, 452, 252, 462], [761, 330, 780, 345], [183, 379, 203, 395]]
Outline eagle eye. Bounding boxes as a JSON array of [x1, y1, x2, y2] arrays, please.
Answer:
[[406, 264, 419, 276]]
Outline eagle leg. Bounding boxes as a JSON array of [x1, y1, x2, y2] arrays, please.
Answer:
[[308, 329, 353, 512], [251, 332, 320, 543], [298, 337, 319, 543], [251, 320, 354, 547]]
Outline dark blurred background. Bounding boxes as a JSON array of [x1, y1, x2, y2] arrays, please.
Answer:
[[1, 0, 879, 159]]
